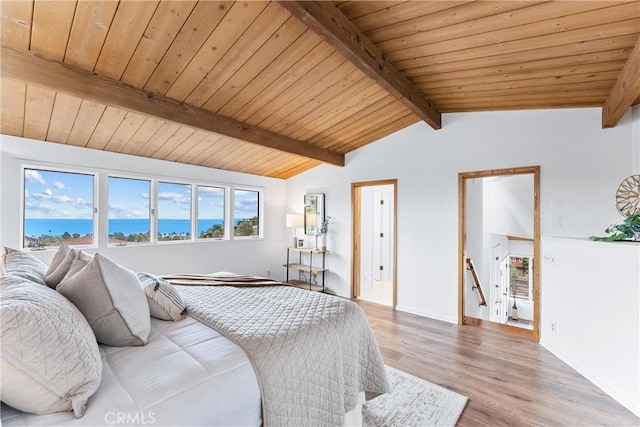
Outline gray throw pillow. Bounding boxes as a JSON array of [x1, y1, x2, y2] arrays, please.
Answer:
[[57, 253, 150, 346], [63, 249, 94, 279], [136, 272, 187, 321], [44, 243, 76, 288]]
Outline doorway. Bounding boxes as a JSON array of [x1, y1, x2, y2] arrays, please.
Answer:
[[351, 180, 397, 308], [458, 166, 540, 342]]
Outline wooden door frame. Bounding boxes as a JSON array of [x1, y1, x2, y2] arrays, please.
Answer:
[[351, 179, 398, 308], [458, 166, 541, 342]]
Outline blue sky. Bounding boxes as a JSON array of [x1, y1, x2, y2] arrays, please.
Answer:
[[158, 181, 191, 219], [25, 169, 257, 220], [198, 185, 225, 221], [24, 169, 93, 219], [109, 177, 150, 219], [234, 189, 259, 219]]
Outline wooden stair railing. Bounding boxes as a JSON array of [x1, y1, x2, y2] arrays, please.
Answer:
[[466, 258, 488, 307]]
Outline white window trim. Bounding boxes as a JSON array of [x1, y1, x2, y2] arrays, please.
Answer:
[[196, 184, 227, 242], [156, 179, 194, 244], [20, 162, 265, 250], [231, 186, 264, 240], [508, 253, 533, 302], [21, 164, 98, 251], [106, 175, 153, 247]]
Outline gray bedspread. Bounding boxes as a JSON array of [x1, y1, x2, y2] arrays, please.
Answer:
[[169, 276, 390, 426]]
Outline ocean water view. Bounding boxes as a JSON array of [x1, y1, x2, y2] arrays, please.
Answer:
[[25, 218, 225, 237]]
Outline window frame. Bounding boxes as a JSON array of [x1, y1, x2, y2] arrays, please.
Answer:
[[21, 164, 98, 250], [196, 184, 227, 241], [508, 254, 533, 301], [156, 180, 195, 244], [19, 163, 264, 250], [231, 186, 263, 240], [106, 175, 154, 247]]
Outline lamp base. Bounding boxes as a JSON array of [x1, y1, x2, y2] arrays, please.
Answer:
[[292, 237, 298, 248]]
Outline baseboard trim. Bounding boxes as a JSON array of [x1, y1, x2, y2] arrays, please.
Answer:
[[540, 338, 640, 418], [463, 316, 534, 339], [395, 305, 457, 324]]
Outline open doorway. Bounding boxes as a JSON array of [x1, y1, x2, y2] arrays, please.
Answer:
[[351, 180, 397, 307], [458, 166, 540, 342]]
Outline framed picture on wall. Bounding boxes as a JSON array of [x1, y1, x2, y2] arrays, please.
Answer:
[[304, 193, 324, 235]]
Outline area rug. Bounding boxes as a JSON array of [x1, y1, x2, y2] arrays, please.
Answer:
[[363, 366, 468, 427]]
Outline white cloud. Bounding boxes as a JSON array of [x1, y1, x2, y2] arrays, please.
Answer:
[[25, 170, 46, 185], [54, 195, 71, 203], [53, 181, 67, 189], [158, 191, 189, 204], [24, 192, 93, 219], [25, 203, 72, 218], [74, 198, 93, 209], [109, 204, 147, 219], [234, 198, 258, 218], [199, 187, 223, 196], [30, 192, 51, 200]]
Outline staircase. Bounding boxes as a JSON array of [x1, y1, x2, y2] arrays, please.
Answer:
[[466, 258, 487, 307]]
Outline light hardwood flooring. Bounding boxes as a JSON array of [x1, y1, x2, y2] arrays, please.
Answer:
[[357, 300, 639, 427]]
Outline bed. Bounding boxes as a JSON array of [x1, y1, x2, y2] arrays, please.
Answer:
[[2, 316, 262, 426], [0, 248, 389, 426]]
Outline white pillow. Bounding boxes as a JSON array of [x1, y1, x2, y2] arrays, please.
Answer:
[[57, 253, 150, 346], [44, 243, 76, 288], [136, 272, 188, 321], [0, 275, 102, 418], [0, 247, 48, 285]]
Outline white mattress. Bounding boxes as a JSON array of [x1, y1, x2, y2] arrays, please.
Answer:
[[1, 317, 262, 426]]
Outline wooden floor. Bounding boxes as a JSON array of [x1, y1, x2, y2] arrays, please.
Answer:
[[357, 300, 639, 427]]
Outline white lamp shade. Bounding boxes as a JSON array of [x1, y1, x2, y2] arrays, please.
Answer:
[[286, 213, 304, 228]]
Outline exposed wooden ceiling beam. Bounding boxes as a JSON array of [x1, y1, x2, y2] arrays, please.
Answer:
[[0, 47, 345, 167], [278, 0, 441, 130], [602, 36, 640, 128]]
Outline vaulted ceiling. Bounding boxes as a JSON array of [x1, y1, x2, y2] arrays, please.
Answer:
[[1, 1, 639, 179]]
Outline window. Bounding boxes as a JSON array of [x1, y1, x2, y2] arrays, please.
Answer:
[[198, 185, 225, 240], [509, 256, 532, 300], [23, 168, 95, 248], [157, 181, 192, 241], [22, 167, 261, 248], [108, 177, 151, 244], [234, 189, 259, 238]]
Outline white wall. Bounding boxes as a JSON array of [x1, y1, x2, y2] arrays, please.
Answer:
[[542, 237, 640, 417], [633, 105, 640, 172], [286, 106, 639, 414], [286, 107, 636, 324], [0, 135, 287, 279], [484, 174, 534, 239]]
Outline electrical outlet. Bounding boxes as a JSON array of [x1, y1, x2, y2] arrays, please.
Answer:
[[267, 270, 271, 277], [551, 322, 557, 334]]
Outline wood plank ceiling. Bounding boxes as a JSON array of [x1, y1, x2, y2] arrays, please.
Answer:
[[1, 1, 639, 179]]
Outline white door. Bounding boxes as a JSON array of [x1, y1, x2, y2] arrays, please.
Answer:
[[359, 188, 374, 291], [373, 189, 392, 282]]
